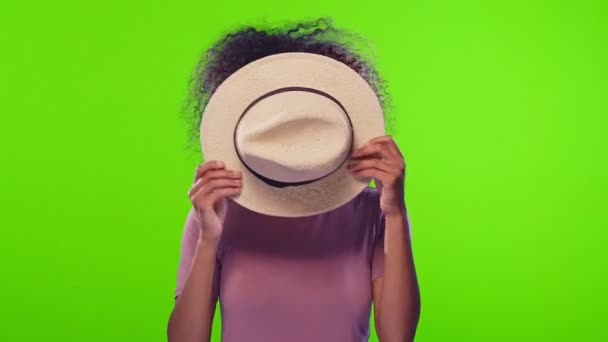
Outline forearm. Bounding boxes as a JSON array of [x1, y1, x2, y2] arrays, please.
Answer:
[[168, 239, 219, 342], [377, 209, 421, 341]]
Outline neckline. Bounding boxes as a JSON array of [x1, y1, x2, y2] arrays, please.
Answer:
[[226, 187, 374, 220]]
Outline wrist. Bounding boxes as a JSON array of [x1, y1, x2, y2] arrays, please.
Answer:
[[197, 236, 220, 250], [385, 213, 407, 227], [384, 204, 408, 219]]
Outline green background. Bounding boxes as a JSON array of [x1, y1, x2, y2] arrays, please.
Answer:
[[1, 0, 606, 341]]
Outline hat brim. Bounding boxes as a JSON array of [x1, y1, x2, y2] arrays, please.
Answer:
[[200, 52, 385, 217]]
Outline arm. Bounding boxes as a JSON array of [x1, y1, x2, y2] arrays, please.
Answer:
[[167, 210, 220, 342], [373, 208, 420, 341], [167, 160, 240, 341], [348, 134, 420, 341]]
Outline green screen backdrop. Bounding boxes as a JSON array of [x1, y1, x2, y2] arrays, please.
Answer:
[[1, 0, 606, 341]]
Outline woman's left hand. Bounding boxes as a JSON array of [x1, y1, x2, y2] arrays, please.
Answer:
[[347, 135, 407, 216]]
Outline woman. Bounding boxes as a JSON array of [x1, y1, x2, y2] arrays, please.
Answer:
[[167, 17, 420, 342]]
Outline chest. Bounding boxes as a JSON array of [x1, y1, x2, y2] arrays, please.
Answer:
[[219, 247, 373, 314], [219, 218, 374, 309]]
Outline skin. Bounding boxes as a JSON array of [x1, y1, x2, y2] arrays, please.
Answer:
[[348, 135, 421, 341], [167, 161, 241, 342], [167, 135, 420, 342]]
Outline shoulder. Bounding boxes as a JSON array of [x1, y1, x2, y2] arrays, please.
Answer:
[[352, 187, 382, 222], [361, 187, 384, 227]]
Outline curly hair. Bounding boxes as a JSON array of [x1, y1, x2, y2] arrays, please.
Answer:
[[180, 17, 395, 155]]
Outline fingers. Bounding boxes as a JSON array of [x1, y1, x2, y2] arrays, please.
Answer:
[[191, 178, 242, 199], [354, 135, 406, 171], [352, 141, 390, 159], [189, 160, 243, 210], [189, 180, 242, 210], [348, 137, 403, 186], [189, 169, 242, 197], [349, 167, 385, 182], [379, 141, 400, 160], [190, 160, 240, 192], [193, 160, 226, 182], [352, 143, 400, 168], [191, 185, 241, 210], [201, 169, 242, 185], [367, 135, 403, 158], [204, 187, 242, 207], [347, 158, 394, 174]]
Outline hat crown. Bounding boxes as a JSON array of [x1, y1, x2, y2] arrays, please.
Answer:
[[234, 90, 352, 183]]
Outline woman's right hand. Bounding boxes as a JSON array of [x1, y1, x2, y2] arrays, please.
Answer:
[[188, 160, 242, 243]]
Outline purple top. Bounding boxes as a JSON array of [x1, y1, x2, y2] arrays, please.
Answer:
[[174, 187, 395, 342]]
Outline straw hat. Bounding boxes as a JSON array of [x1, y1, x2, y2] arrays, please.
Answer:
[[200, 52, 385, 217]]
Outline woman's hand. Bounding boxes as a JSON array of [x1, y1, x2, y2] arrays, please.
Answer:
[[347, 135, 407, 216], [188, 160, 242, 243]]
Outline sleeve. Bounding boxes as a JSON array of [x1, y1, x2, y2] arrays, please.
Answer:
[[174, 207, 221, 300]]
